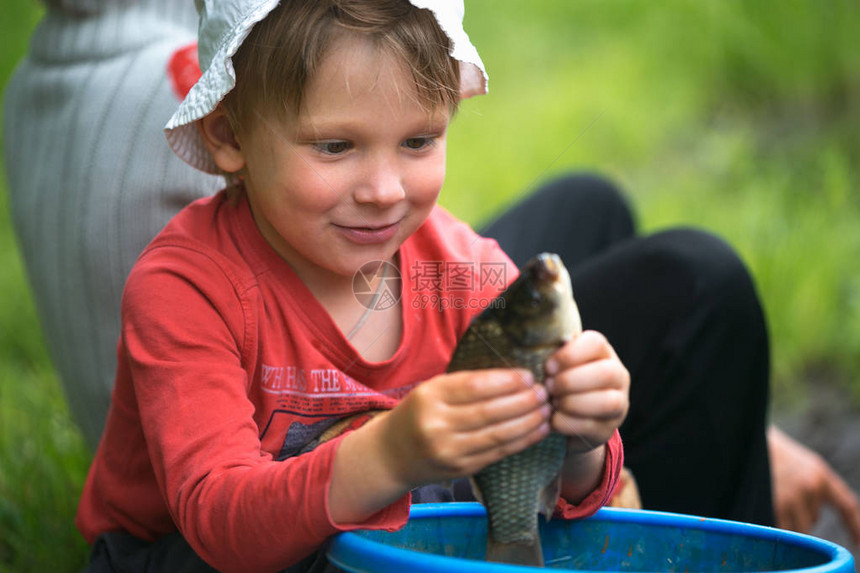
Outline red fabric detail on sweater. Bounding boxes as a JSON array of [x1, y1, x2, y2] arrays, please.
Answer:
[[167, 42, 202, 101]]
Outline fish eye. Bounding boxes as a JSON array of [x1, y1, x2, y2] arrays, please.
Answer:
[[528, 288, 542, 308]]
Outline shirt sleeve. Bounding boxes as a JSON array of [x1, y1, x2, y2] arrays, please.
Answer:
[[121, 246, 408, 573], [554, 429, 624, 520]]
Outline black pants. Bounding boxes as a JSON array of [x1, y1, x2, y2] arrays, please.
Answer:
[[481, 173, 774, 525], [87, 173, 774, 571]]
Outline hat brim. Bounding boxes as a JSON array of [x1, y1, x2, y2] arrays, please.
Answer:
[[164, 0, 488, 174]]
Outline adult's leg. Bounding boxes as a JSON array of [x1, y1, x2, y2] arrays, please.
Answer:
[[571, 229, 773, 524], [479, 173, 636, 268], [481, 174, 773, 524]]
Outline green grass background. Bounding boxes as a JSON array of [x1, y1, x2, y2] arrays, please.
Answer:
[[1, 0, 858, 570]]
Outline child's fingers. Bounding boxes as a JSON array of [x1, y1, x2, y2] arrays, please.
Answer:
[[546, 330, 616, 374], [541, 332, 629, 448], [451, 405, 551, 468], [550, 409, 621, 450], [468, 401, 551, 454], [545, 358, 629, 396], [386, 369, 549, 479], [407, 399, 550, 478], [440, 368, 536, 405], [552, 388, 628, 421], [452, 383, 549, 432]]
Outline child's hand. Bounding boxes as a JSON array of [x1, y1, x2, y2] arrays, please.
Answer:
[[374, 368, 551, 489], [329, 368, 550, 525], [544, 330, 630, 454]]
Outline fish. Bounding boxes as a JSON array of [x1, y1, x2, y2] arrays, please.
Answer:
[[446, 252, 582, 567]]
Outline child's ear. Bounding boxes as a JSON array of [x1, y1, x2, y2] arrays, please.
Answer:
[[198, 106, 245, 173]]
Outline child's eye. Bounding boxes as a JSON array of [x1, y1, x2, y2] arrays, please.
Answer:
[[403, 137, 434, 151], [314, 141, 352, 155]]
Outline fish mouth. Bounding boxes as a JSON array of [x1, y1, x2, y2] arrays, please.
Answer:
[[534, 253, 562, 283], [532, 253, 581, 340]]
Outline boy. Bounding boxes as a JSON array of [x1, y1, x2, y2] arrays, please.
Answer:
[[76, 1, 627, 571]]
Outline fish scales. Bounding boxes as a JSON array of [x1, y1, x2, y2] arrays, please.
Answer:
[[447, 253, 581, 567]]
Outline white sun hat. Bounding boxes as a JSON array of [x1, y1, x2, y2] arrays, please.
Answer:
[[164, 0, 488, 174]]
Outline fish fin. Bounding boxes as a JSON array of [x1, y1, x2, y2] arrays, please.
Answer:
[[486, 538, 544, 567], [468, 477, 485, 505], [538, 472, 563, 521], [472, 477, 544, 566], [317, 410, 387, 444]]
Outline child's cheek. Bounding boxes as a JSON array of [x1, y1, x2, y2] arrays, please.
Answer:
[[413, 155, 446, 207]]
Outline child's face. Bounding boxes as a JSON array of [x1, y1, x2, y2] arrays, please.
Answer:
[[237, 34, 450, 282]]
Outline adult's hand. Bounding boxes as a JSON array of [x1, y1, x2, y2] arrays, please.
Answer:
[[768, 425, 860, 546]]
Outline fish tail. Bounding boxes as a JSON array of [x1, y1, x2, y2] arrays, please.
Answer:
[[485, 537, 544, 567]]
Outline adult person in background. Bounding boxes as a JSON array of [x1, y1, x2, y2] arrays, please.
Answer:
[[3, 0, 223, 446], [3, 0, 858, 546]]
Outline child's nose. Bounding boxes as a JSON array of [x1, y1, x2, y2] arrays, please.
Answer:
[[354, 156, 406, 207]]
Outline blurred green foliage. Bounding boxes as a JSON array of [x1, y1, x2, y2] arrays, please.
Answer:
[[446, 0, 860, 391], [1, 4, 92, 572], [1, 0, 858, 571]]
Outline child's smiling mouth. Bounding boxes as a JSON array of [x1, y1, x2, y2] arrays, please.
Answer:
[[333, 221, 401, 245]]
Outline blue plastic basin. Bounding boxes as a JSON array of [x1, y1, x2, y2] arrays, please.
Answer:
[[328, 502, 855, 572]]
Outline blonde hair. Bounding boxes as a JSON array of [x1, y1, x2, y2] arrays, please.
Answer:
[[223, 0, 460, 135]]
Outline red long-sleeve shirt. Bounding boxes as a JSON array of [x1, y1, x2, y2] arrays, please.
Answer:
[[76, 189, 622, 572]]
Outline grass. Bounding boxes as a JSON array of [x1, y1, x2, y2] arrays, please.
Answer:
[[0, 4, 92, 571], [1, 1, 859, 571]]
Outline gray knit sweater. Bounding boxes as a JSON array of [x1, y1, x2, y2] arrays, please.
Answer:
[[3, 0, 224, 448]]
